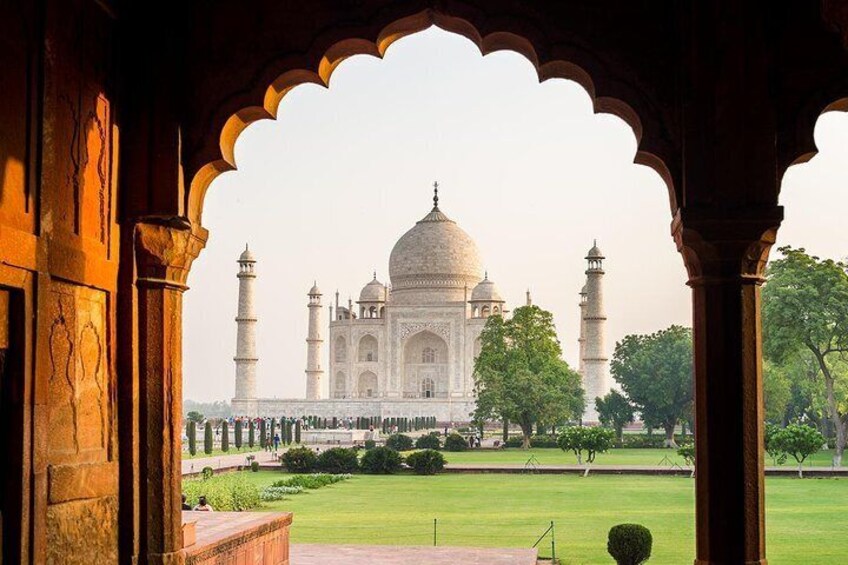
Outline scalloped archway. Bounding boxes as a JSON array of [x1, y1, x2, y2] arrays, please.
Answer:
[[185, 9, 678, 227]]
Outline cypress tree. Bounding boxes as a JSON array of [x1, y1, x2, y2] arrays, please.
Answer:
[[270, 418, 276, 444], [332, 416, 337, 429], [248, 420, 255, 448], [260, 419, 267, 449], [221, 420, 229, 452], [235, 420, 243, 450], [188, 421, 197, 455], [204, 421, 213, 454], [295, 420, 302, 444], [285, 421, 292, 445]]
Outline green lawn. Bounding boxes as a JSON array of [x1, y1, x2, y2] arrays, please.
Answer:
[[237, 471, 846, 564], [432, 447, 837, 468]]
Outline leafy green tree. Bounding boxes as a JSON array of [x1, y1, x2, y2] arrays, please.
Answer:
[[186, 411, 205, 424], [221, 420, 229, 452], [763, 360, 793, 424], [204, 421, 213, 454], [557, 426, 615, 475], [763, 247, 848, 466], [188, 421, 197, 455], [473, 306, 584, 449], [764, 423, 788, 466], [770, 423, 825, 478], [596, 390, 635, 440], [611, 326, 693, 447]]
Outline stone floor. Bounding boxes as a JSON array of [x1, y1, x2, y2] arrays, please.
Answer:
[[290, 544, 538, 565]]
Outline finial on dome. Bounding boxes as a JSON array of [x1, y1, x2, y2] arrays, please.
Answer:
[[373, 270, 377, 281], [484, 270, 488, 280], [433, 181, 439, 208]]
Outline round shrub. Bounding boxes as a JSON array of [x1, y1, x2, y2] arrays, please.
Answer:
[[201, 466, 214, 479], [281, 446, 317, 473], [360, 446, 403, 474], [250, 460, 260, 472], [607, 524, 652, 565], [363, 439, 377, 450], [444, 433, 468, 452], [414, 433, 441, 450], [316, 447, 359, 474], [385, 434, 414, 451], [405, 449, 446, 475]]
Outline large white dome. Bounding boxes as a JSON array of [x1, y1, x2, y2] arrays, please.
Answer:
[[389, 203, 483, 302]]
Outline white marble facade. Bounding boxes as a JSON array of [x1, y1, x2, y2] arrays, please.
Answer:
[[232, 185, 610, 423]]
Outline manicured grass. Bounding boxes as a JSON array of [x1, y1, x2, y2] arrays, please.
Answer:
[[240, 470, 846, 564], [431, 447, 837, 468]]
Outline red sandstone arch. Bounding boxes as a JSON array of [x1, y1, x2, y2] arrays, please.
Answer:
[[186, 9, 678, 226]]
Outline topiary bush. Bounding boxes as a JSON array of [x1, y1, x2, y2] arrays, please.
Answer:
[[360, 446, 403, 474], [415, 433, 441, 450], [234, 420, 243, 450], [316, 447, 359, 474], [607, 524, 653, 565], [385, 434, 414, 451], [444, 433, 468, 452], [281, 446, 317, 473], [204, 421, 213, 454], [250, 460, 260, 472], [201, 466, 214, 479], [248, 420, 255, 448], [188, 421, 197, 455], [221, 420, 229, 452], [364, 439, 376, 450], [405, 449, 446, 475]]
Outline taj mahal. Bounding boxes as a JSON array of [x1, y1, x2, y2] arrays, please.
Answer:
[[231, 185, 611, 422]]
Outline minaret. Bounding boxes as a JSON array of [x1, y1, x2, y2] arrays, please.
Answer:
[[581, 241, 610, 423], [305, 282, 324, 400], [234, 245, 258, 399], [578, 285, 588, 376]]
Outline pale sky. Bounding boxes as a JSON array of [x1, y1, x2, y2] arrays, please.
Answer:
[[184, 28, 848, 402]]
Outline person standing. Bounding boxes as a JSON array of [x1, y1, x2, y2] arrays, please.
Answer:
[[273, 433, 280, 450]]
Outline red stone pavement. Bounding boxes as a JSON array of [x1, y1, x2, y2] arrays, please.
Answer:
[[291, 544, 538, 565]]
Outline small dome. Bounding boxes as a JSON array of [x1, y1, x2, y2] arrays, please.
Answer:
[[470, 275, 504, 303], [239, 244, 255, 262], [586, 240, 604, 259], [308, 281, 321, 295], [359, 276, 386, 302]]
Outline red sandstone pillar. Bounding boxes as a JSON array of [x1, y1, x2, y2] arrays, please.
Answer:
[[134, 218, 206, 565], [674, 207, 782, 565]]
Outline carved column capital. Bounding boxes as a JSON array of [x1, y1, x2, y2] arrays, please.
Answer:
[[134, 216, 208, 289], [672, 206, 783, 285]]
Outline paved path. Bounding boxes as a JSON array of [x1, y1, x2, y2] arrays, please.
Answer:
[[291, 544, 537, 565], [181, 450, 278, 476]]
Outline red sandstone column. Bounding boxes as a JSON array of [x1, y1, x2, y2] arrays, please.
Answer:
[[674, 207, 782, 565], [134, 218, 206, 565]]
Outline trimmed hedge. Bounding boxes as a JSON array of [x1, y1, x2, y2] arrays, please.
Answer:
[[444, 433, 468, 452], [281, 446, 317, 473], [414, 433, 441, 450], [607, 524, 652, 565], [316, 447, 359, 474], [360, 446, 403, 474], [386, 434, 414, 452], [364, 439, 376, 450], [504, 434, 559, 449], [406, 449, 446, 475]]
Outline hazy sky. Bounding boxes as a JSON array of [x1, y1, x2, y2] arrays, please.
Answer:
[[184, 28, 848, 402]]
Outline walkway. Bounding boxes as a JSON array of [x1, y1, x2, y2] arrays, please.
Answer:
[[442, 463, 848, 477], [291, 544, 538, 565], [181, 449, 278, 476]]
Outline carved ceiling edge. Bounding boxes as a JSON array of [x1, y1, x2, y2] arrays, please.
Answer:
[[134, 216, 209, 289], [671, 206, 783, 284]]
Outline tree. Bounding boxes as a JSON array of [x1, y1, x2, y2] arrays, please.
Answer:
[[473, 306, 584, 449], [234, 419, 243, 450], [259, 419, 267, 449], [764, 423, 788, 466], [595, 390, 635, 440], [295, 419, 301, 444], [203, 421, 213, 454], [763, 360, 793, 424], [186, 410, 205, 424], [770, 423, 825, 478], [221, 420, 229, 452], [187, 421, 197, 456], [557, 426, 615, 475], [248, 420, 255, 448], [763, 247, 848, 466], [611, 326, 693, 447]]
